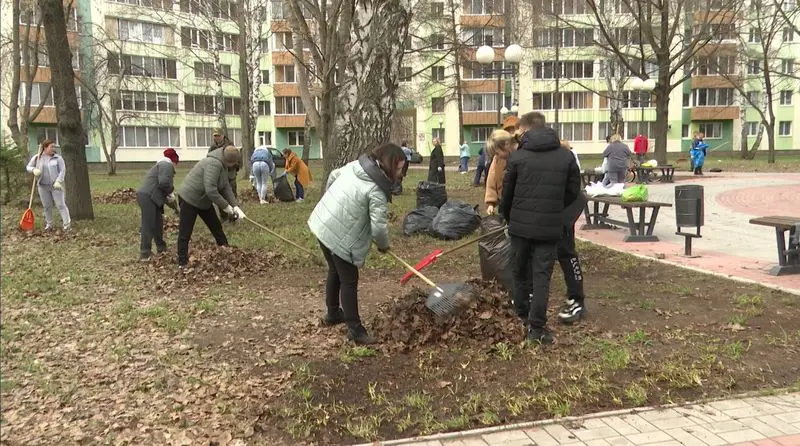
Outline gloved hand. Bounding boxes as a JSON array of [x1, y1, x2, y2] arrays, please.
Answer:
[[166, 193, 176, 203], [504, 228, 509, 238], [486, 205, 495, 215], [32, 168, 42, 178], [437, 167, 443, 172], [233, 206, 246, 220], [377, 245, 390, 254], [223, 205, 234, 215], [53, 180, 63, 190]]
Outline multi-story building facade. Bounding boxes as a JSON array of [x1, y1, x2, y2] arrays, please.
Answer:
[[2, 0, 798, 162]]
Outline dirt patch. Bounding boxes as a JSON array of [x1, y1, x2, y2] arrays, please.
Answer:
[[94, 187, 137, 204]]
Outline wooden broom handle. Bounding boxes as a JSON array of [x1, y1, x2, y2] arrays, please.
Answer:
[[385, 250, 439, 289]]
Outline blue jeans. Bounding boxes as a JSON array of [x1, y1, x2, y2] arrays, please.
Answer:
[[252, 161, 274, 201], [459, 156, 469, 172], [295, 179, 305, 200]]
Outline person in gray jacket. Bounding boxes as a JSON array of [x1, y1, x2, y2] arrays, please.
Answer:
[[602, 134, 632, 185], [136, 148, 179, 261], [26, 139, 71, 231], [177, 146, 247, 268], [308, 143, 406, 345]]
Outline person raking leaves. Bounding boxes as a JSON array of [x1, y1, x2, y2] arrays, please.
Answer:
[[307, 143, 406, 345], [176, 145, 246, 270], [137, 148, 179, 262], [26, 139, 71, 232]]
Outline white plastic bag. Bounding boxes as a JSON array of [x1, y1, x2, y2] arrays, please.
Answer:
[[584, 181, 624, 197], [594, 157, 608, 174]]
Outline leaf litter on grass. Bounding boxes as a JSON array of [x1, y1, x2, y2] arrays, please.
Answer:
[[94, 187, 138, 204]]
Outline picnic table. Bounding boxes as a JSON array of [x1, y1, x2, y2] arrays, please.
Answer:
[[580, 171, 603, 188], [749, 216, 800, 276], [582, 196, 673, 242], [635, 164, 676, 184]]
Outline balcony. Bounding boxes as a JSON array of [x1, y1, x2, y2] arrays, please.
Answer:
[[691, 106, 738, 120], [462, 79, 505, 93], [462, 112, 499, 125], [459, 15, 504, 27], [275, 115, 306, 127], [691, 76, 739, 88]]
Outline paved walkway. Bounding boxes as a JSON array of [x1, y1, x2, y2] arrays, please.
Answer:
[[359, 393, 800, 445], [575, 172, 800, 294]]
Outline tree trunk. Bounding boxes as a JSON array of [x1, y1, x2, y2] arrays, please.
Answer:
[[448, 0, 464, 145], [237, 11, 253, 176], [40, 0, 94, 220], [7, 0, 24, 150], [301, 115, 311, 163], [322, 0, 410, 186], [747, 124, 764, 160], [652, 66, 671, 165]]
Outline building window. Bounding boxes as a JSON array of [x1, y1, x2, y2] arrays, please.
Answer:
[[404, 34, 412, 50], [428, 34, 445, 50], [432, 128, 445, 143], [108, 53, 177, 79], [287, 130, 305, 146], [748, 28, 761, 43], [533, 61, 594, 79], [275, 96, 305, 114], [745, 122, 759, 136], [118, 19, 165, 44], [431, 66, 445, 81], [181, 27, 238, 51], [624, 122, 655, 139], [184, 95, 242, 115], [180, 0, 237, 17], [682, 93, 690, 107], [258, 131, 272, 146], [430, 1, 444, 14], [462, 27, 504, 47], [111, 0, 172, 9], [399, 67, 413, 82], [463, 0, 503, 14], [113, 90, 179, 112], [274, 31, 292, 50], [185, 127, 213, 148], [276, 64, 296, 83], [431, 97, 445, 113], [471, 127, 494, 142], [784, 27, 795, 42], [697, 122, 723, 139], [258, 100, 271, 115], [20, 82, 54, 107], [463, 93, 499, 112], [681, 124, 689, 138], [552, 122, 593, 141], [747, 60, 761, 75], [532, 92, 592, 110], [21, 6, 78, 31], [780, 90, 793, 105], [693, 88, 735, 106], [779, 121, 792, 136], [781, 59, 795, 73], [693, 56, 737, 75], [37, 127, 60, 146], [194, 62, 231, 79], [119, 126, 180, 148], [261, 70, 270, 84], [534, 28, 594, 48], [746, 91, 760, 105]]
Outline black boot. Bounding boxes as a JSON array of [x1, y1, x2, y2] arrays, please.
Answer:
[[347, 324, 376, 345], [321, 307, 345, 326], [527, 327, 554, 345]]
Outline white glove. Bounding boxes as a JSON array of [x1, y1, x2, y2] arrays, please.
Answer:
[[233, 206, 246, 220], [223, 205, 234, 215], [166, 193, 176, 203], [437, 167, 443, 172], [486, 205, 495, 215], [32, 168, 42, 178], [53, 180, 63, 190]]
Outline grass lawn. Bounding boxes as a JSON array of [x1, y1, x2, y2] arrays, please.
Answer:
[[1, 163, 798, 445]]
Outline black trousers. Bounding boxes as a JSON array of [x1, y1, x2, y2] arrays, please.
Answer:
[[137, 192, 166, 256], [510, 235, 557, 329], [319, 241, 361, 329], [558, 225, 584, 302], [177, 199, 228, 266]]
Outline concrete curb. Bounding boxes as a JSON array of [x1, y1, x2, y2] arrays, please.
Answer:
[[354, 390, 799, 446], [575, 237, 800, 297]]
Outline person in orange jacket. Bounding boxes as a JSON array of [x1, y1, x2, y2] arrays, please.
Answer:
[[282, 149, 312, 202]]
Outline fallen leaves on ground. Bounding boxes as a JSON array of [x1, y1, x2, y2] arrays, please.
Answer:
[[94, 187, 138, 204]]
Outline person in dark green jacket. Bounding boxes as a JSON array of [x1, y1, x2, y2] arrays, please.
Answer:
[[137, 148, 179, 261], [177, 146, 246, 268], [209, 127, 239, 221]]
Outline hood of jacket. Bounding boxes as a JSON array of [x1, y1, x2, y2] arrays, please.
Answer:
[[358, 154, 394, 203], [156, 156, 173, 165], [520, 127, 561, 153]]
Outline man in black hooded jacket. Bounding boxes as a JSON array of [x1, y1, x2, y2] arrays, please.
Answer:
[[501, 112, 581, 344]]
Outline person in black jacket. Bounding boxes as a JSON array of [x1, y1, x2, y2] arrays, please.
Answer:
[[500, 112, 581, 344], [427, 138, 446, 184]]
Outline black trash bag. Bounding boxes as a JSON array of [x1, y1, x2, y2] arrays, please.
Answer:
[[402, 206, 439, 236], [478, 215, 514, 292], [430, 200, 481, 240], [416, 181, 448, 209], [274, 174, 295, 202]]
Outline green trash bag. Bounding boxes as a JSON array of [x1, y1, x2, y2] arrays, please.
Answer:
[[621, 184, 649, 202]]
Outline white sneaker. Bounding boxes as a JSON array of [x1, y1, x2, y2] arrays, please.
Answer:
[[296, 198, 304, 203], [259, 199, 267, 204]]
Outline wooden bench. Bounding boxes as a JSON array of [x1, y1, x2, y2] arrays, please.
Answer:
[[635, 165, 676, 184], [749, 216, 800, 276], [582, 196, 673, 242]]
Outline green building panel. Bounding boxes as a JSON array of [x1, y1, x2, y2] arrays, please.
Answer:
[[274, 128, 321, 159]]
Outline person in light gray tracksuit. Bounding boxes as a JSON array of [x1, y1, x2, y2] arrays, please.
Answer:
[[26, 139, 71, 231], [136, 148, 179, 261], [308, 143, 406, 345]]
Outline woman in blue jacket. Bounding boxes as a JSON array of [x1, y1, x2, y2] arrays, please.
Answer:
[[251, 146, 275, 204]]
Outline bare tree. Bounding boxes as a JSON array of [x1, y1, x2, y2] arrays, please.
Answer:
[[40, 0, 94, 219], [285, 0, 411, 185], [570, 0, 746, 164]]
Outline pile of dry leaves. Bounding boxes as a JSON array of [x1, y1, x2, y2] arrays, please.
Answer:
[[370, 280, 521, 351], [145, 241, 285, 289], [94, 187, 137, 204]]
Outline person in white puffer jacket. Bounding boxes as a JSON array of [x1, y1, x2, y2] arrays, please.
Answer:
[[308, 143, 406, 345], [26, 139, 71, 232]]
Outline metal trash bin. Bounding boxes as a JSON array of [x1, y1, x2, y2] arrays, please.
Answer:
[[675, 185, 704, 256], [675, 185, 704, 228]]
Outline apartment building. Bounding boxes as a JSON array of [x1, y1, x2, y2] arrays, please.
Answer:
[[3, 0, 799, 162]]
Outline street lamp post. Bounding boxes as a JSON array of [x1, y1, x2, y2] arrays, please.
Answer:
[[630, 77, 656, 134], [476, 43, 523, 126]]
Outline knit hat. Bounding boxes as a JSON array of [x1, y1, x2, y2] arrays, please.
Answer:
[[502, 115, 520, 132], [163, 148, 179, 164], [222, 145, 241, 168], [213, 127, 224, 136]]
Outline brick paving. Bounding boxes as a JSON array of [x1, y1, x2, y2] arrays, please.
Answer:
[[359, 393, 800, 446]]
